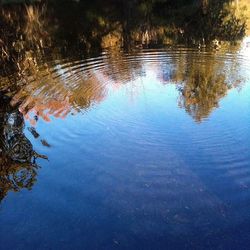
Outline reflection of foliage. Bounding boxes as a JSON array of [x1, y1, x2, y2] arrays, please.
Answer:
[[166, 45, 243, 122], [7, 50, 107, 124], [0, 1, 247, 123], [0, 5, 49, 73], [0, 0, 248, 84], [0, 157, 38, 202], [102, 48, 144, 84], [183, 0, 247, 43], [0, 0, 247, 66], [0, 94, 40, 202], [0, 44, 245, 124], [178, 71, 229, 122], [23, 5, 49, 47], [8, 49, 145, 124]]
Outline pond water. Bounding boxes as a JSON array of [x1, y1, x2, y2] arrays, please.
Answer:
[[0, 38, 250, 249]]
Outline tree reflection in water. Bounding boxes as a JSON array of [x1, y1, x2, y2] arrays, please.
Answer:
[[172, 45, 244, 122], [0, 46, 245, 124], [0, 1, 248, 201], [0, 94, 43, 202]]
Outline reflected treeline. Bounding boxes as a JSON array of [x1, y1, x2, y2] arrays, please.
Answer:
[[0, 0, 247, 124], [0, 48, 146, 124], [0, 44, 246, 124], [0, 93, 39, 202], [0, 0, 247, 202], [0, 0, 248, 69], [6, 50, 108, 124]]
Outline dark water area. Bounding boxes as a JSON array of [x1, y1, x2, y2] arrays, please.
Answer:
[[0, 1, 250, 250]]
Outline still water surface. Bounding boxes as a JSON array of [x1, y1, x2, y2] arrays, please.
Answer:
[[0, 39, 250, 249]]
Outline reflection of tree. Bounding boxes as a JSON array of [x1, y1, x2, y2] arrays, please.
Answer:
[[1, 43, 245, 125], [178, 69, 229, 122], [157, 46, 243, 122], [0, 94, 38, 202], [0, 1, 247, 124], [9, 50, 146, 124], [102, 48, 144, 84], [182, 0, 246, 43], [0, 0, 247, 68], [6, 49, 108, 124], [0, 157, 38, 202]]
